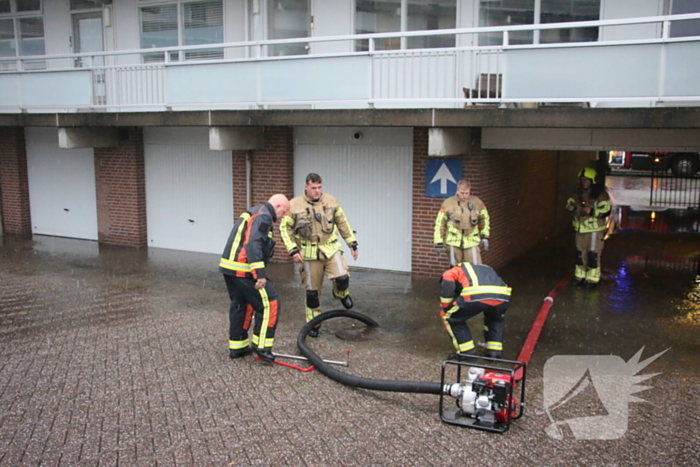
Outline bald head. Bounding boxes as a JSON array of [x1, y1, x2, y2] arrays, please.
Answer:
[[268, 194, 290, 220]]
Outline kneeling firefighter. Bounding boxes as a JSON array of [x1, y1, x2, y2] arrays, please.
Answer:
[[439, 262, 512, 359], [566, 168, 611, 286], [280, 173, 359, 337]]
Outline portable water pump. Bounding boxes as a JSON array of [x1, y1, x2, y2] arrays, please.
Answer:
[[297, 310, 527, 433], [440, 356, 525, 433]]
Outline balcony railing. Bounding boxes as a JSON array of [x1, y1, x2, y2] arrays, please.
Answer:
[[1, 13, 699, 113]]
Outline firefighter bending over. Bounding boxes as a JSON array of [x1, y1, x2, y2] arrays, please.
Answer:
[[280, 173, 358, 338], [566, 168, 611, 287], [219, 194, 290, 364], [434, 179, 491, 266], [440, 262, 511, 359]]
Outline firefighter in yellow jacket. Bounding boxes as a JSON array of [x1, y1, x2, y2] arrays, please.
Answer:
[[434, 179, 490, 266], [566, 167, 612, 286], [280, 173, 358, 337]]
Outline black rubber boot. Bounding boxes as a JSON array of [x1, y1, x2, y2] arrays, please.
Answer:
[[340, 295, 354, 310], [253, 347, 275, 363], [229, 348, 252, 359]]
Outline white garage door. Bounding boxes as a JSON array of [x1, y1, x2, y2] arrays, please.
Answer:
[[26, 127, 98, 240], [144, 127, 233, 254], [294, 127, 413, 272]]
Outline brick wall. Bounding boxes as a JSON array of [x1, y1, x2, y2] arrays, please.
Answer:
[[0, 127, 31, 235], [232, 127, 295, 261], [94, 128, 147, 247], [411, 127, 592, 277]]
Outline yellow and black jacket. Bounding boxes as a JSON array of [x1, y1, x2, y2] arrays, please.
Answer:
[[280, 193, 357, 260], [434, 195, 490, 249], [219, 202, 276, 279], [566, 184, 611, 233]]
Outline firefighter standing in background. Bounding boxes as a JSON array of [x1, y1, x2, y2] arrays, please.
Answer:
[[280, 173, 358, 337], [220, 194, 290, 363], [434, 179, 491, 266], [440, 262, 511, 359], [566, 167, 612, 287]]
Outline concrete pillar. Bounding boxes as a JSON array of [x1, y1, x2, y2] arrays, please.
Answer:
[[210, 127, 264, 150], [428, 128, 476, 156], [59, 127, 120, 148]]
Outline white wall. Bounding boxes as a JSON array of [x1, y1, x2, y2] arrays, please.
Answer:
[[43, 0, 71, 68], [600, 0, 664, 41]]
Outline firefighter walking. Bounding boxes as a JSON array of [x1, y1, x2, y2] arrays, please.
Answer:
[[439, 262, 511, 359], [220, 194, 290, 363], [280, 173, 358, 337], [566, 168, 612, 287], [434, 179, 491, 266]]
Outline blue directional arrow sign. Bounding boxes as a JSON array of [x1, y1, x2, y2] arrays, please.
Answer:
[[426, 159, 461, 198]]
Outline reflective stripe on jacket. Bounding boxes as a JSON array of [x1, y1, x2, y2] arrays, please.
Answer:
[[434, 195, 490, 249], [219, 202, 276, 279], [280, 193, 357, 260], [440, 262, 511, 310], [566, 185, 611, 233]]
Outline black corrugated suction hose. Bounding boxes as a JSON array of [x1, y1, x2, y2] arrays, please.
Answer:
[[296, 310, 444, 395]]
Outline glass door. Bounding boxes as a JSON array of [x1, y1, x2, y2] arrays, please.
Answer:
[[267, 0, 310, 56], [72, 11, 103, 67], [72, 11, 105, 105]]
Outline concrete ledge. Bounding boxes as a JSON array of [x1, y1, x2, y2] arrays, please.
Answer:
[[1, 107, 699, 130]]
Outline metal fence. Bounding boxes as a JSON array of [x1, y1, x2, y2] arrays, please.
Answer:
[[650, 167, 700, 209]]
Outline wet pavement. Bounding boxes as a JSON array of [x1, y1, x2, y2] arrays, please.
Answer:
[[1, 211, 699, 466]]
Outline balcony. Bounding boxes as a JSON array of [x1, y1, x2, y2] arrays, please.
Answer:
[[1, 13, 699, 113]]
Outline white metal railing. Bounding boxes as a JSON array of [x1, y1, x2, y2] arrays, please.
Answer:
[[1, 13, 699, 112]]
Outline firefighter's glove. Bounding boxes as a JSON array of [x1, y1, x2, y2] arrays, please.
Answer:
[[480, 238, 490, 251], [435, 243, 444, 254]]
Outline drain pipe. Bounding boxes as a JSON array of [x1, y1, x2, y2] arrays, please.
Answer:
[[246, 150, 253, 207], [297, 310, 445, 395]]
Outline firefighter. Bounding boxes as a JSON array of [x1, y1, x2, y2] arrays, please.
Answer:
[[220, 194, 290, 363], [566, 167, 612, 287], [280, 173, 358, 337], [434, 179, 491, 266], [440, 262, 511, 359]]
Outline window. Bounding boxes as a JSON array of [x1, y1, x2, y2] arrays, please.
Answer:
[[356, 0, 401, 51], [70, 0, 103, 10], [267, 0, 309, 56], [478, 0, 600, 45], [0, 0, 44, 70], [540, 0, 600, 44], [355, 0, 456, 51], [406, 0, 456, 49], [670, 0, 700, 38], [140, 0, 223, 62], [478, 0, 535, 46]]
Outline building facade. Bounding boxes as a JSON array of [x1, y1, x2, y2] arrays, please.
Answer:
[[1, 0, 699, 276]]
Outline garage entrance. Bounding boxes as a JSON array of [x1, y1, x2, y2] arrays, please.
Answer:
[[144, 128, 233, 254]]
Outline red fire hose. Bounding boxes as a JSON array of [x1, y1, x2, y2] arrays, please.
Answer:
[[514, 273, 572, 381]]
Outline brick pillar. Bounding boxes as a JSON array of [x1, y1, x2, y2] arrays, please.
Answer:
[[411, 127, 446, 277], [94, 128, 147, 247], [0, 127, 31, 235], [231, 127, 294, 262]]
